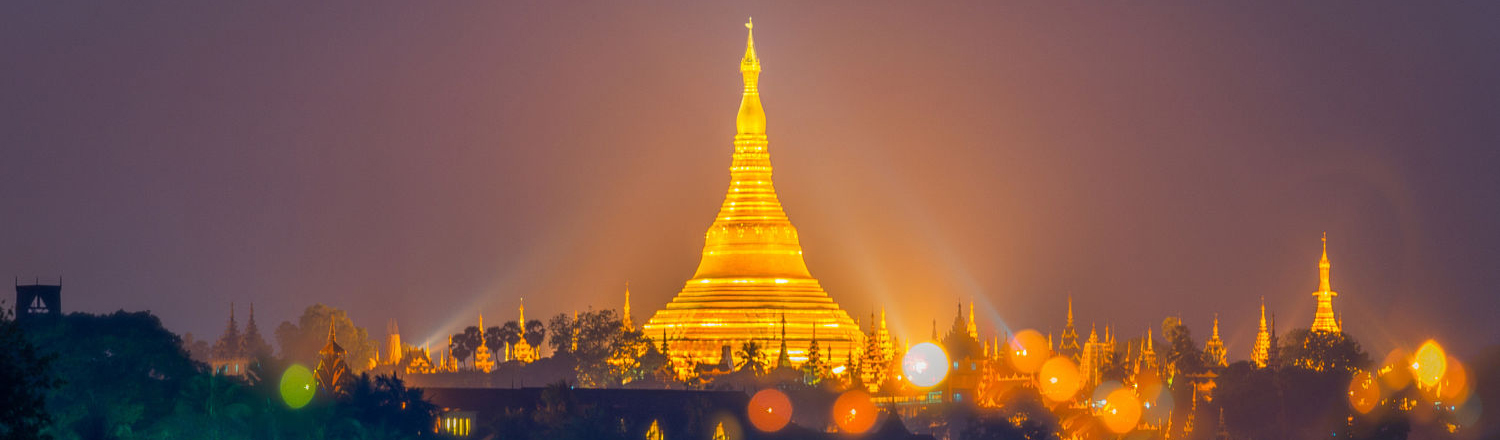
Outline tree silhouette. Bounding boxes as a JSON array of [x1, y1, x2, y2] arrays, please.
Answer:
[[735, 340, 768, 376], [449, 325, 482, 367], [273, 304, 376, 370], [0, 303, 57, 440], [1278, 328, 1370, 373]]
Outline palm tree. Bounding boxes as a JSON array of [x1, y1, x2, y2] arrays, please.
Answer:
[[735, 341, 768, 375]]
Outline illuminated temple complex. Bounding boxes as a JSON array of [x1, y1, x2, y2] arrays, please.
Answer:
[[642, 20, 864, 366]]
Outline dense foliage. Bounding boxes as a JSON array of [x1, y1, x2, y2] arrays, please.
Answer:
[[0, 304, 58, 440], [9, 309, 436, 440], [274, 304, 377, 370]]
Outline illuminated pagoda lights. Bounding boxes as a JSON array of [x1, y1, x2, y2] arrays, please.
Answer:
[[1311, 233, 1342, 333], [641, 19, 864, 368], [1058, 296, 1080, 361], [471, 315, 496, 373], [622, 283, 634, 331], [859, 309, 897, 391], [1251, 298, 1272, 368], [1203, 314, 1227, 368], [510, 299, 537, 364]]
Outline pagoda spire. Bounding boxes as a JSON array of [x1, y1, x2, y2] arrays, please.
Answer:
[[1311, 233, 1341, 333], [1204, 313, 1227, 367], [737, 18, 765, 136], [967, 300, 978, 339], [776, 314, 791, 368], [1252, 298, 1271, 368], [623, 282, 634, 331]]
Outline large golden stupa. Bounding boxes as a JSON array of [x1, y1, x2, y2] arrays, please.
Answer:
[[642, 20, 864, 367]]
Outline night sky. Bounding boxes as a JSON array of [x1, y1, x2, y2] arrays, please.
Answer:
[[4, 3, 1498, 359]]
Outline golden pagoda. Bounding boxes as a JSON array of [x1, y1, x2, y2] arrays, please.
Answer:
[[1310, 233, 1341, 333], [641, 19, 864, 366], [511, 299, 537, 363], [1204, 314, 1227, 367], [622, 283, 634, 331], [1251, 298, 1271, 368], [473, 314, 496, 373]]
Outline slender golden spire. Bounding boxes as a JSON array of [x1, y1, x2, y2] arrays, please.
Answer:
[[623, 282, 634, 331], [1318, 232, 1332, 292], [736, 18, 765, 136], [1252, 298, 1271, 368], [1066, 296, 1074, 326], [967, 300, 978, 338], [1311, 233, 1341, 333]]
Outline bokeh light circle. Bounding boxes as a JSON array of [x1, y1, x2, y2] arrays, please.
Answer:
[[1007, 330, 1051, 374], [1411, 340, 1447, 388], [1440, 356, 1471, 405], [1349, 370, 1380, 414], [747, 389, 793, 432], [1100, 387, 1143, 434], [1379, 349, 1412, 391], [279, 364, 316, 409], [1036, 356, 1082, 402], [832, 390, 878, 434], [902, 342, 950, 388]]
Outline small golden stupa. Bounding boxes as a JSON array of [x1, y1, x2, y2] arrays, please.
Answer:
[[642, 19, 864, 366]]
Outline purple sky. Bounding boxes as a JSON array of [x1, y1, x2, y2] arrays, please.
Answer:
[[4, 2, 1498, 359]]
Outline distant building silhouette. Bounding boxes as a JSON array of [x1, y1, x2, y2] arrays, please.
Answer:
[[14, 278, 61, 324]]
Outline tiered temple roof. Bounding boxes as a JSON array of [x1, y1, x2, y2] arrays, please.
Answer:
[[642, 20, 864, 366]]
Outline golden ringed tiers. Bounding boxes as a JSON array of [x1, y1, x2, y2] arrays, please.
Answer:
[[642, 20, 864, 367]]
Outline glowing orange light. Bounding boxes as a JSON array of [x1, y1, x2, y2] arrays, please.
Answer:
[[832, 390, 877, 434], [1412, 340, 1447, 388], [1379, 349, 1412, 391], [1007, 329, 1050, 374], [1036, 356, 1082, 402], [1349, 370, 1380, 414], [638, 18, 867, 367], [1099, 388, 1142, 434], [747, 389, 793, 432], [1440, 356, 1470, 405]]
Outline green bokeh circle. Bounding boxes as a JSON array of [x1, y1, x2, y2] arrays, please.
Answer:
[[280, 364, 316, 409]]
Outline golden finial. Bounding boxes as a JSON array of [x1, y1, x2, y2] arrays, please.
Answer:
[[741, 18, 761, 75], [736, 18, 765, 135]]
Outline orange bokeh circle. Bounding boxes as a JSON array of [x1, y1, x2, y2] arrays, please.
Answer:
[[1007, 330, 1051, 374], [1100, 388, 1142, 434], [747, 389, 793, 432], [1349, 370, 1380, 414], [832, 390, 878, 434], [1036, 356, 1082, 402]]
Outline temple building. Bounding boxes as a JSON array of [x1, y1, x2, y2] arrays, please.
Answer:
[[314, 322, 351, 394], [1251, 299, 1272, 368], [1056, 294, 1080, 360], [641, 20, 864, 366], [473, 314, 496, 373], [210, 303, 270, 377], [510, 300, 538, 363], [1057, 296, 1080, 361], [1310, 233, 1342, 333], [385, 319, 403, 365], [1203, 314, 1227, 368]]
